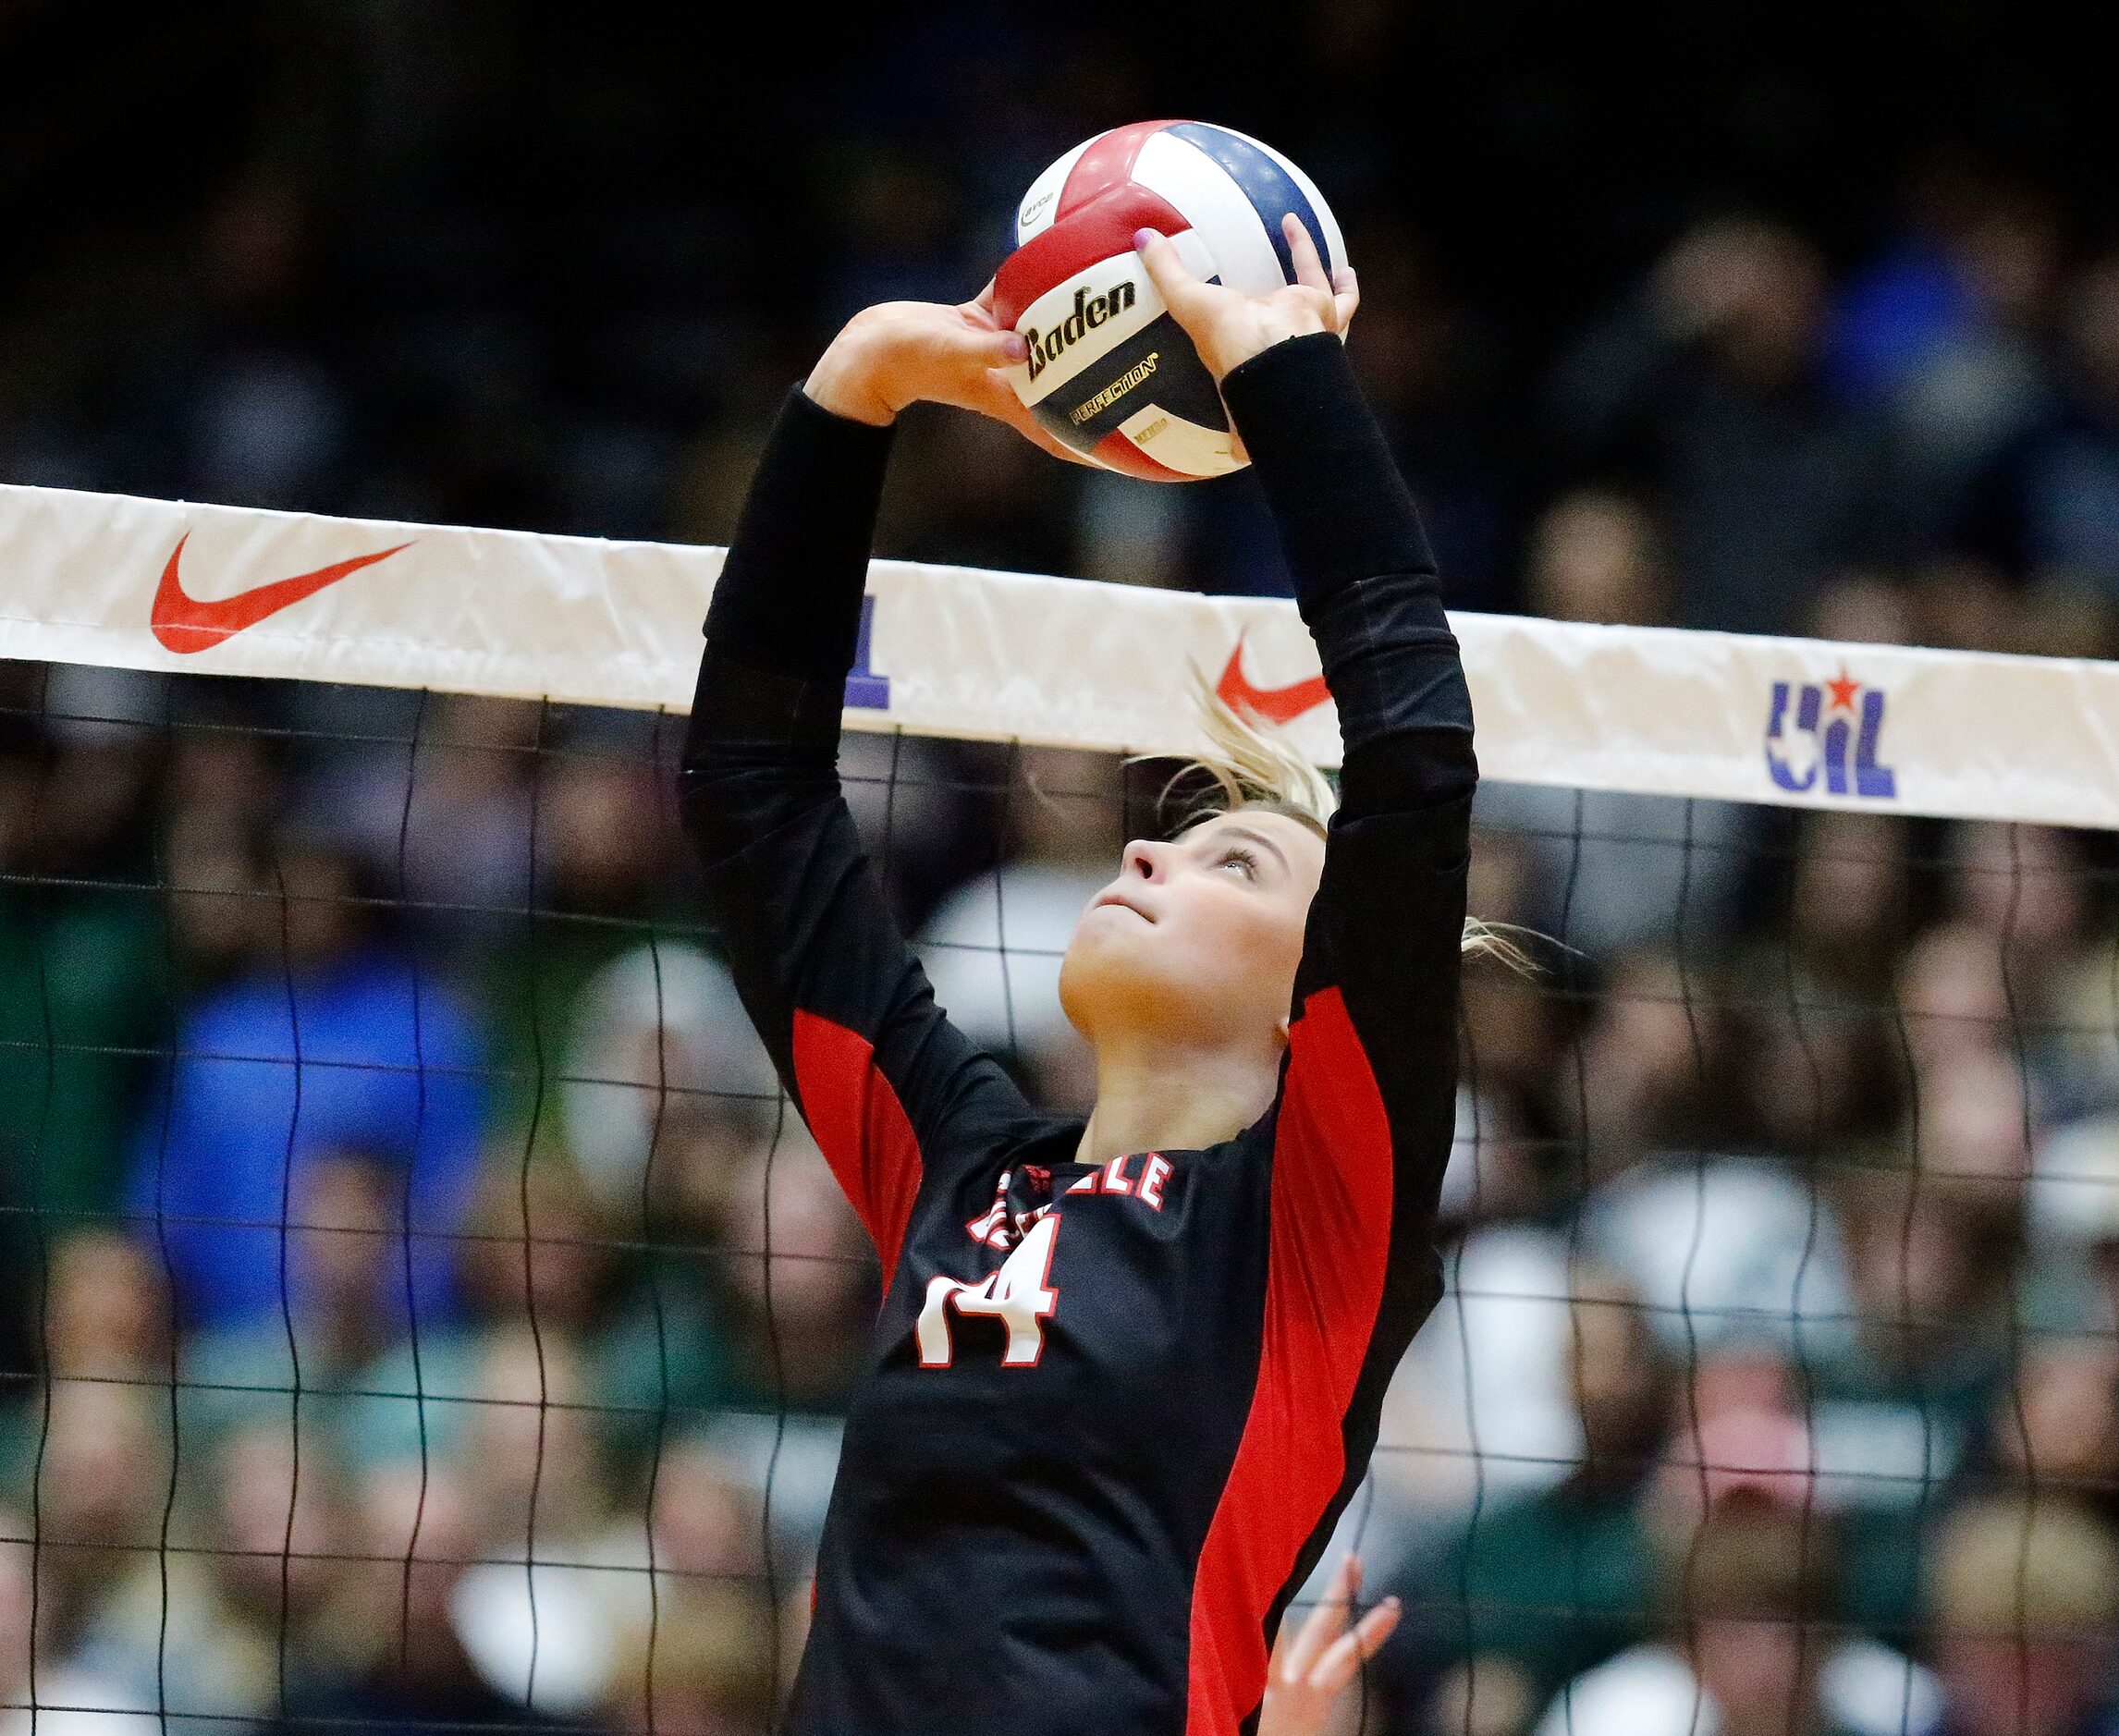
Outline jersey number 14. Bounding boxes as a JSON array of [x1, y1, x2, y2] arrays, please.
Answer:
[[916, 1214, 1060, 1369]]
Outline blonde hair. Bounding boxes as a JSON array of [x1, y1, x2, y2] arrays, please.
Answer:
[[1173, 675, 1532, 970]]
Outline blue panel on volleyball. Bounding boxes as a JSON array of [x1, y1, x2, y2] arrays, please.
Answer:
[[1165, 122, 1333, 283]]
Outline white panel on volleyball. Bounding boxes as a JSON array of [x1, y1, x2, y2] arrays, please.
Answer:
[[1228, 125, 1347, 274], [1003, 231, 1217, 409], [1133, 128, 1288, 295], [1014, 138, 1094, 243], [1113, 403, 1243, 476]]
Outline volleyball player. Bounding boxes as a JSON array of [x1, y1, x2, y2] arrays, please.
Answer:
[[680, 216, 1477, 1734]]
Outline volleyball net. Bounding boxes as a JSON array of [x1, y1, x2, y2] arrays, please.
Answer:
[[2, 480, 2116, 1736]]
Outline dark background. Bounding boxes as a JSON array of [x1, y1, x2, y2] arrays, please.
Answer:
[[9, 0, 2119, 618]]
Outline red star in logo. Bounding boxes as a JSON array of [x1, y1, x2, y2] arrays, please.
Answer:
[[1825, 666, 1860, 711]]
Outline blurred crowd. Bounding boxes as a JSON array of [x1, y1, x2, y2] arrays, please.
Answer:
[[6, 3, 2119, 1734], [1356, 801, 2119, 1736], [5, 671, 2119, 1736]]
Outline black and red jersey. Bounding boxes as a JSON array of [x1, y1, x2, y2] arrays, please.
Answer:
[[680, 332, 1476, 1736]]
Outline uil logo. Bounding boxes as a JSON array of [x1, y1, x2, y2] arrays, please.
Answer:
[[1765, 666, 1896, 799]]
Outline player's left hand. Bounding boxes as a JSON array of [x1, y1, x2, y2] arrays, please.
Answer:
[[1133, 214, 1359, 383], [1257, 1553, 1401, 1736]]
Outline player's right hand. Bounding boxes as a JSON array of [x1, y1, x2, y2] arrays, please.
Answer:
[[803, 293, 1091, 466], [1257, 1553, 1401, 1736]]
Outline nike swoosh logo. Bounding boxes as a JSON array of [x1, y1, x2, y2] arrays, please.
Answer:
[[1215, 634, 1330, 724], [151, 533, 411, 654]]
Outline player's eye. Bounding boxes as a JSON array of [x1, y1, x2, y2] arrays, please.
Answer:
[[1218, 846, 1259, 881]]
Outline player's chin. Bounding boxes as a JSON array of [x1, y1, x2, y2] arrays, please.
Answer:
[[1059, 923, 1174, 1033], [1059, 913, 1128, 992]]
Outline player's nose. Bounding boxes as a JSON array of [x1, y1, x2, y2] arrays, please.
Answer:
[[1122, 838, 1168, 882]]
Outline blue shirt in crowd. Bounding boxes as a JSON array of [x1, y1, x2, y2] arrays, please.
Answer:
[[127, 949, 486, 1334]]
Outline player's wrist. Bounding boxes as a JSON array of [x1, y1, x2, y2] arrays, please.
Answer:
[[803, 315, 900, 427], [1209, 305, 1331, 378]]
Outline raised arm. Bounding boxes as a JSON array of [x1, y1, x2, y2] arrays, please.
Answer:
[[1135, 221, 1476, 1734], [678, 299, 1044, 1290], [1137, 220, 1475, 1294], [1229, 323, 1474, 1314]]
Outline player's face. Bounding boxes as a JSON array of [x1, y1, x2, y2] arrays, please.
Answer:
[[1060, 809, 1326, 1054]]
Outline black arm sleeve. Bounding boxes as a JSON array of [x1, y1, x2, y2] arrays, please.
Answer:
[[702, 387, 898, 679], [1220, 330, 1476, 817], [679, 386, 1033, 1270], [1220, 330, 1476, 1351]]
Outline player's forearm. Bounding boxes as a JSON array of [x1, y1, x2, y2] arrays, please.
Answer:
[[1220, 333, 1433, 618], [700, 384, 896, 684], [1220, 333, 1475, 815], [682, 384, 890, 871]]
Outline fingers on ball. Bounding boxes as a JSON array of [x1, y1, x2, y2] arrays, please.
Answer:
[[1283, 214, 1332, 294]]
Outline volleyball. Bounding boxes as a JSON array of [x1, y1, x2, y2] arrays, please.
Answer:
[[990, 120, 1346, 482]]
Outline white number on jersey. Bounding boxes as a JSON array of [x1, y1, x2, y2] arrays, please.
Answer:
[[917, 1212, 1061, 1368]]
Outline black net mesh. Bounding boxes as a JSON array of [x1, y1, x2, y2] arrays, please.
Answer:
[[3, 655, 2116, 1736]]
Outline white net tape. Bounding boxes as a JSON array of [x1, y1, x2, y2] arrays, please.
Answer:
[[4, 481, 2116, 824]]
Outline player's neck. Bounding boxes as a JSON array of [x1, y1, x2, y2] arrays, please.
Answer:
[[1075, 1034, 1281, 1168]]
